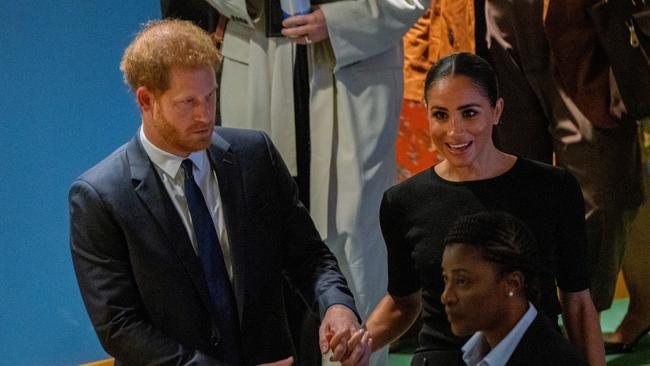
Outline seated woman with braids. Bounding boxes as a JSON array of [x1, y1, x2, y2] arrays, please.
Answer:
[[441, 211, 587, 366]]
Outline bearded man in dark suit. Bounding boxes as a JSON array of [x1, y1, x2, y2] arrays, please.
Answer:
[[69, 19, 371, 366]]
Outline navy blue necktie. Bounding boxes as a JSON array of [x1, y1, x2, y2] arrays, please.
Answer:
[[182, 159, 241, 365]]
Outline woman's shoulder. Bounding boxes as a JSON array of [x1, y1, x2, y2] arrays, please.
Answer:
[[512, 157, 576, 184], [508, 314, 588, 366], [515, 157, 559, 174], [386, 167, 439, 196], [382, 167, 458, 214]]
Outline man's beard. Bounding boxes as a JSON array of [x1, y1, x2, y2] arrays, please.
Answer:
[[154, 108, 213, 155]]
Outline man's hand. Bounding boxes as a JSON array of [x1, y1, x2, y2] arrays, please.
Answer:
[[281, 8, 328, 45], [342, 329, 372, 366], [319, 305, 360, 362], [258, 356, 294, 366]]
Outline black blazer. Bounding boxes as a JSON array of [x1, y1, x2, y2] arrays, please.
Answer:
[[70, 128, 356, 366], [506, 313, 588, 366]]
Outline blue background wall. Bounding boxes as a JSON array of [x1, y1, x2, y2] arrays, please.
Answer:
[[1, 2, 161, 364]]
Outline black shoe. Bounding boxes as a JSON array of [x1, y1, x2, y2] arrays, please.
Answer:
[[604, 325, 650, 354]]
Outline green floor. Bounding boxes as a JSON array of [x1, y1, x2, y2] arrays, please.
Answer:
[[387, 299, 650, 365]]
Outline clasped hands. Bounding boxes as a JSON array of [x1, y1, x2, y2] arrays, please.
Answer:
[[319, 305, 373, 366], [281, 8, 328, 45], [257, 305, 372, 366]]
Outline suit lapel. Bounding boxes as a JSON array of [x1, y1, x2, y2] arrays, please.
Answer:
[[506, 314, 544, 366], [126, 136, 217, 321], [207, 132, 247, 323]]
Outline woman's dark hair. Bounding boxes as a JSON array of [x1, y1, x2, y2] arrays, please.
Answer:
[[424, 52, 500, 106], [443, 211, 541, 304]]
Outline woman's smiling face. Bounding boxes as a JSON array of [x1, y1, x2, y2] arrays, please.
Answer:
[[426, 75, 503, 172]]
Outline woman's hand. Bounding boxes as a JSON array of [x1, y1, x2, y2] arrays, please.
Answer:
[[341, 329, 373, 366], [281, 8, 329, 45], [320, 305, 361, 361]]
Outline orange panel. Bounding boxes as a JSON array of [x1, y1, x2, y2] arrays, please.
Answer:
[[79, 358, 114, 366], [396, 99, 442, 181], [615, 271, 630, 299]]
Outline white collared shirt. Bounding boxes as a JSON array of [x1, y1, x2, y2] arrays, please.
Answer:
[[139, 128, 233, 279], [461, 303, 538, 366]]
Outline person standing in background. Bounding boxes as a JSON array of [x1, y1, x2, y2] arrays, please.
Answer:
[[479, 2, 642, 360], [605, 119, 650, 353]]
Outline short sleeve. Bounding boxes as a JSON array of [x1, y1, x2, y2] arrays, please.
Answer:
[[381, 190, 421, 297], [554, 169, 590, 292]]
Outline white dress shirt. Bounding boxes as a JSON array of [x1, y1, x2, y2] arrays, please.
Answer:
[[139, 128, 234, 279], [461, 303, 538, 366]]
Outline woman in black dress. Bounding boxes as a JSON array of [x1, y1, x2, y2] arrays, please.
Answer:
[[364, 53, 605, 366]]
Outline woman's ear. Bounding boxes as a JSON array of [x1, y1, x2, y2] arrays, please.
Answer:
[[503, 270, 524, 297], [493, 97, 505, 125]]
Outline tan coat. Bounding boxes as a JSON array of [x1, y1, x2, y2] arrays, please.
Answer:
[[403, 0, 475, 102]]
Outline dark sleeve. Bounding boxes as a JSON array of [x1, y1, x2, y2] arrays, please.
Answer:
[[260, 132, 360, 320], [381, 190, 420, 297], [554, 169, 590, 292], [69, 181, 221, 366], [160, 0, 220, 32]]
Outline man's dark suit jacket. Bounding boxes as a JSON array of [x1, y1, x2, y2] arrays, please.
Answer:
[[69, 127, 357, 366], [505, 313, 588, 366]]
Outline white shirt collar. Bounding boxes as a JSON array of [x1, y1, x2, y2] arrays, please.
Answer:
[[462, 303, 538, 366], [139, 127, 208, 178]]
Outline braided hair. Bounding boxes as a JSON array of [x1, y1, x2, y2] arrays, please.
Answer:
[[443, 211, 541, 305]]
